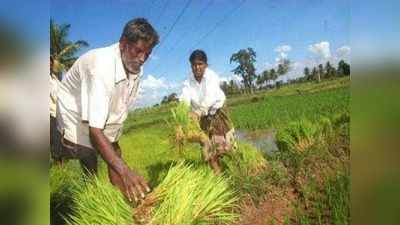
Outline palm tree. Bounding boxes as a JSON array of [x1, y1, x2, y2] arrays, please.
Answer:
[[50, 19, 89, 78]]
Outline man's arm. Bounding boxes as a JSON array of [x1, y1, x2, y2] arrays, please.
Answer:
[[89, 127, 150, 202]]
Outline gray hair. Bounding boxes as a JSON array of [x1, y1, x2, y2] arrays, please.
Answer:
[[120, 18, 159, 48]]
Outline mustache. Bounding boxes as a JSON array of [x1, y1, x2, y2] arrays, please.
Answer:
[[125, 60, 142, 66]]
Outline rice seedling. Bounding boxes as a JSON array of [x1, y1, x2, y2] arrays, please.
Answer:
[[168, 102, 211, 159], [50, 162, 83, 225], [276, 119, 321, 154], [230, 87, 349, 130], [134, 162, 238, 225], [221, 143, 269, 203], [223, 143, 267, 176], [50, 162, 82, 199], [65, 175, 135, 225]]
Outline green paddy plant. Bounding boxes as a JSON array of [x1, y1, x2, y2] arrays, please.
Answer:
[[50, 162, 82, 200], [50, 162, 83, 225], [223, 143, 267, 176], [135, 162, 238, 225], [221, 143, 269, 202], [66, 175, 135, 225], [276, 119, 320, 154], [169, 102, 210, 158]]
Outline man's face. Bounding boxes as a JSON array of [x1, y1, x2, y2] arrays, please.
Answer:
[[120, 39, 153, 74], [191, 59, 207, 82]]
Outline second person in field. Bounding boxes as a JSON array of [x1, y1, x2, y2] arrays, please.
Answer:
[[179, 49, 236, 173]]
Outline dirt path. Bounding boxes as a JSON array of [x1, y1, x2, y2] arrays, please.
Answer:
[[235, 187, 297, 225]]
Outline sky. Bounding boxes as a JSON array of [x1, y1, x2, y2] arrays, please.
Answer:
[[49, 0, 354, 108], [1, 1, 398, 108]]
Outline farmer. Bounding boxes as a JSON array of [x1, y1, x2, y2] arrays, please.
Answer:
[[179, 49, 236, 174], [56, 18, 159, 202]]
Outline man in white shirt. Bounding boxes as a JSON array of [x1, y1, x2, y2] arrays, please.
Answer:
[[180, 50, 235, 173], [56, 18, 159, 202]]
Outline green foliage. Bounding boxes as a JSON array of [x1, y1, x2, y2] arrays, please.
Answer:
[[324, 173, 350, 225], [221, 143, 269, 203], [50, 163, 83, 225], [230, 48, 257, 93], [50, 163, 82, 199], [230, 87, 350, 130], [66, 175, 135, 225], [267, 160, 290, 187], [168, 102, 207, 155], [49, 77, 350, 225], [169, 102, 200, 133], [146, 162, 238, 225], [50, 19, 89, 76], [276, 119, 320, 154], [293, 172, 350, 225]]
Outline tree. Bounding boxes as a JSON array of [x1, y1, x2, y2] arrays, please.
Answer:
[[229, 80, 240, 94], [262, 70, 270, 87], [337, 60, 350, 76], [230, 48, 257, 93], [311, 67, 318, 82], [304, 67, 311, 81], [325, 61, 336, 78], [50, 19, 89, 78], [255, 73, 264, 88], [277, 59, 291, 83], [277, 59, 291, 75], [220, 81, 230, 94], [161, 93, 178, 104], [269, 68, 278, 87], [161, 96, 169, 104], [317, 64, 324, 82], [167, 93, 178, 102]]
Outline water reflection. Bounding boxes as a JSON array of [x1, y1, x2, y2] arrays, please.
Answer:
[[235, 129, 279, 156]]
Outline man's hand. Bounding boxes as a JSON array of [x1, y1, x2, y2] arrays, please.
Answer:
[[89, 127, 150, 202], [119, 165, 151, 202]]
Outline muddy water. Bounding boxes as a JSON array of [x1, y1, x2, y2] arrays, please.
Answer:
[[235, 129, 279, 156]]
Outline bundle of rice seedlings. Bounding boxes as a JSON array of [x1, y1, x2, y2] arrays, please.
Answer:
[[66, 175, 135, 225], [169, 102, 210, 158], [276, 119, 320, 154], [50, 163, 82, 200], [50, 163, 83, 224], [221, 143, 269, 202], [135, 162, 238, 225], [222, 143, 267, 177]]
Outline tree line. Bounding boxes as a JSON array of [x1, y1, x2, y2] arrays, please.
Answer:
[[223, 48, 350, 95]]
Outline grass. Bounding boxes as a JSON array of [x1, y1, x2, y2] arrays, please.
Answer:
[[221, 143, 269, 203], [230, 87, 349, 130], [50, 77, 350, 225]]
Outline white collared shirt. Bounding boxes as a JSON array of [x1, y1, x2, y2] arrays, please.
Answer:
[[56, 43, 142, 148], [179, 68, 225, 116]]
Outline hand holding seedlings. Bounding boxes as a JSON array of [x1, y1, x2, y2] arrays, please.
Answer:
[[120, 166, 151, 203]]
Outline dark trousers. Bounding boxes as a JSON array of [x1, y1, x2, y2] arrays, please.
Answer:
[[50, 116, 98, 175]]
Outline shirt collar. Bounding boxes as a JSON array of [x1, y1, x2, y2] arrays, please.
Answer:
[[114, 43, 127, 84]]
